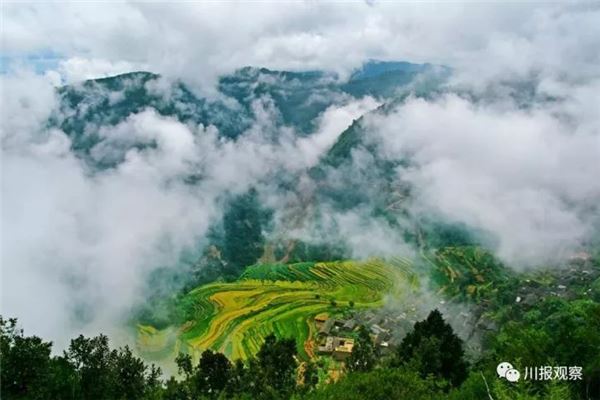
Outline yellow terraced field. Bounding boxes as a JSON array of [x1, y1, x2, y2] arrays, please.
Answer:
[[137, 258, 416, 362]]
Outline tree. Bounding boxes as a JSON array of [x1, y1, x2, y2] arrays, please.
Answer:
[[175, 352, 194, 378], [303, 368, 441, 400], [347, 325, 377, 372], [300, 361, 319, 393], [65, 334, 115, 399], [222, 189, 267, 277], [254, 334, 298, 396], [112, 345, 149, 400], [492, 299, 600, 399], [394, 309, 468, 388], [0, 317, 54, 400], [194, 349, 232, 397], [163, 376, 190, 400], [145, 364, 164, 400], [226, 359, 249, 396], [1, 317, 164, 400], [47, 355, 79, 400]]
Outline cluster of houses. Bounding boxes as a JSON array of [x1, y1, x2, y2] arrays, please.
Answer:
[[352, 310, 412, 355], [314, 312, 403, 361], [314, 308, 423, 362], [313, 302, 479, 363], [313, 251, 598, 363], [315, 314, 355, 360]]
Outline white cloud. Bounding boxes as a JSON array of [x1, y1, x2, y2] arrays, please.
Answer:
[[2, 0, 600, 345], [295, 96, 380, 166], [4, 3, 599, 88], [2, 109, 219, 345], [0, 68, 375, 343], [58, 57, 147, 83], [364, 91, 600, 265]]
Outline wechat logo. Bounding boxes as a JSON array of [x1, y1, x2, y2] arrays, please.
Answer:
[[497, 362, 520, 382]]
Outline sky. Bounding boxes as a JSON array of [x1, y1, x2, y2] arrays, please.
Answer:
[[3, 2, 598, 87], [1, 1, 600, 347]]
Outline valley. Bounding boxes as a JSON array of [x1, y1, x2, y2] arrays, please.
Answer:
[[137, 258, 415, 362], [4, 3, 600, 399]]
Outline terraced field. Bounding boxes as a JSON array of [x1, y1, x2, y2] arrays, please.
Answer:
[[137, 258, 415, 362]]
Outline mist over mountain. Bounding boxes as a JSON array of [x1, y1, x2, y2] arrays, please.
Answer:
[[52, 61, 441, 166], [2, 3, 600, 376]]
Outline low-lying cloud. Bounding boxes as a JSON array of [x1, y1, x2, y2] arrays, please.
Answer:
[[0, 71, 378, 345], [2, 1, 600, 347], [5, 3, 599, 90], [363, 88, 600, 265]]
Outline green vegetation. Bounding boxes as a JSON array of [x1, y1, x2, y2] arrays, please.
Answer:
[[489, 298, 600, 399], [346, 325, 377, 373], [392, 309, 468, 388], [137, 258, 413, 362], [423, 245, 512, 303], [6, 303, 596, 399], [4, 246, 599, 399], [1, 317, 299, 400], [55, 61, 441, 168], [1, 317, 162, 400], [304, 368, 441, 400], [18, 61, 597, 400], [221, 189, 270, 278]]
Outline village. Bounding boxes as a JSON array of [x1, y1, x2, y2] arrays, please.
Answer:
[[313, 299, 480, 364], [313, 308, 421, 361]]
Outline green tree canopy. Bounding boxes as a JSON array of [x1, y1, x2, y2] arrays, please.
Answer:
[[394, 309, 468, 388], [222, 188, 268, 276], [347, 325, 377, 373]]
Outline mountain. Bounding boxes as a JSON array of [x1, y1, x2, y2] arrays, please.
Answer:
[[48, 61, 478, 274], [49, 61, 487, 279], [51, 61, 443, 166]]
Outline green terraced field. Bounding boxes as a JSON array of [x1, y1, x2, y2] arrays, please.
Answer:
[[425, 246, 510, 302], [137, 258, 415, 363]]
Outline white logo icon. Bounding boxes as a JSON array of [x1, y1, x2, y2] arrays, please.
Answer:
[[497, 362, 520, 382]]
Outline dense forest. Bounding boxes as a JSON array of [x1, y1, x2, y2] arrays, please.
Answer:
[[3, 299, 599, 400]]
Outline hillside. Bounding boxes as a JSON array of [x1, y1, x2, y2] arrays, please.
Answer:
[[137, 258, 415, 362], [53, 61, 442, 168]]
